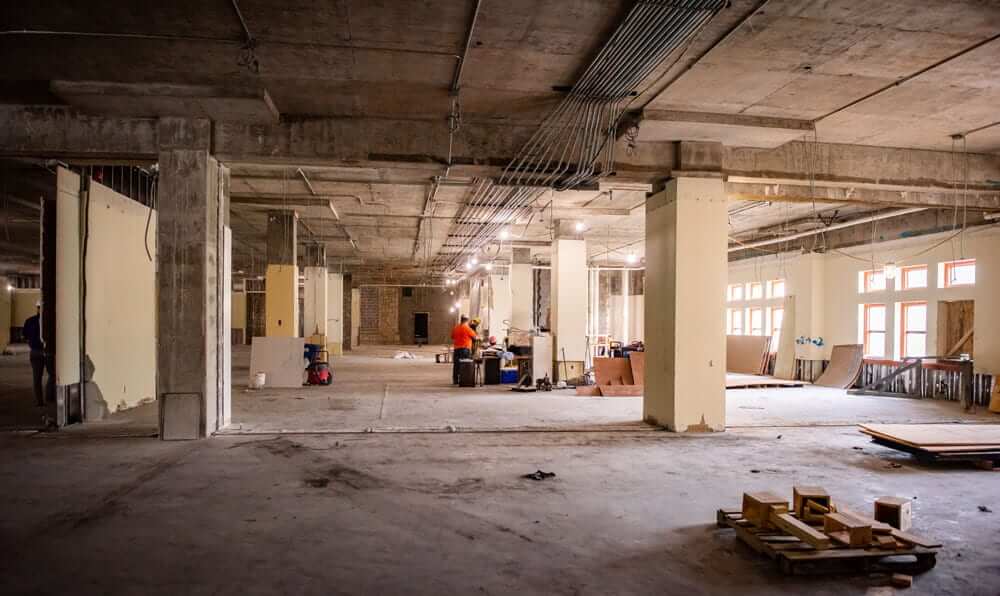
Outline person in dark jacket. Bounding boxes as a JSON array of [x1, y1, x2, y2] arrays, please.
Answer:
[[23, 303, 50, 406]]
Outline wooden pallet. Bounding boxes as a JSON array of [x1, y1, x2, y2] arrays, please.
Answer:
[[716, 509, 938, 576]]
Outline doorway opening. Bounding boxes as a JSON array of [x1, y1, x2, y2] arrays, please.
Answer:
[[414, 312, 429, 345]]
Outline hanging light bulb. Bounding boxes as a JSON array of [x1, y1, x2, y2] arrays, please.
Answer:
[[574, 221, 586, 232], [470, 256, 479, 265], [883, 262, 897, 280], [449, 306, 456, 314], [465, 262, 473, 271], [484, 262, 494, 271], [498, 228, 510, 240], [454, 301, 461, 309], [626, 253, 638, 264]]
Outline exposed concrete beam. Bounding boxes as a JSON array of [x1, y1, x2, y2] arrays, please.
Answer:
[[639, 110, 814, 149], [727, 181, 1000, 211], [49, 81, 280, 123]]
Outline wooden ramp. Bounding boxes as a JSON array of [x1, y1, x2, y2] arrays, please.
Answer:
[[815, 344, 864, 389], [859, 423, 1000, 462], [726, 374, 804, 389]]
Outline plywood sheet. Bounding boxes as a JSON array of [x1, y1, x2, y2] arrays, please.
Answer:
[[593, 357, 634, 385], [814, 344, 863, 389], [249, 337, 305, 388], [859, 424, 1000, 447], [629, 351, 645, 385], [726, 373, 803, 389], [599, 385, 643, 397], [575, 385, 602, 396], [726, 335, 771, 374]]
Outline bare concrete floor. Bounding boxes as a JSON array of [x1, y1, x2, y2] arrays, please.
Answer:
[[2, 426, 999, 595]]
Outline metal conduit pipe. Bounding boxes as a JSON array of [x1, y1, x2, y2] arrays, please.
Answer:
[[438, 0, 724, 271], [728, 208, 927, 253]]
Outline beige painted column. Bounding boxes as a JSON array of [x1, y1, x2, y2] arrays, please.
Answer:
[[327, 272, 344, 355], [644, 176, 727, 432], [265, 210, 298, 337], [302, 244, 328, 348], [551, 235, 587, 381], [510, 247, 533, 330]]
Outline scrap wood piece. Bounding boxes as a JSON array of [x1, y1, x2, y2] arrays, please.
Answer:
[[875, 535, 898, 551], [575, 385, 602, 396], [769, 511, 832, 550], [823, 512, 873, 547], [837, 507, 893, 534], [628, 351, 645, 385], [875, 496, 912, 531], [793, 486, 830, 517], [891, 573, 913, 588], [598, 384, 643, 397], [890, 528, 942, 549], [859, 424, 1000, 447], [814, 344, 864, 388], [593, 357, 634, 386], [742, 492, 789, 529]]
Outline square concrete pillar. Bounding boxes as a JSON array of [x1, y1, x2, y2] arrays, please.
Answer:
[[157, 148, 231, 439], [551, 238, 587, 381], [644, 176, 727, 432], [266, 210, 298, 337], [510, 247, 533, 330]]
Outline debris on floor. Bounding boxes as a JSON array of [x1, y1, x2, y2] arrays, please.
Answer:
[[522, 470, 556, 481], [393, 351, 416, 359], [717, 486, 940, 577], [977, 505, 992, 513]]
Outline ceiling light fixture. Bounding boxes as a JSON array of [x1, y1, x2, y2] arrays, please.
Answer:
[[626, 253, 638, 264], [883, 262, 897, 280], [470, 256, 479, 265], [484, 262, 493, 271], [454, 301, 461, 309], [465, 262, 473, 271], [574, 221, 586, 232], [499, 228, 510, 240]]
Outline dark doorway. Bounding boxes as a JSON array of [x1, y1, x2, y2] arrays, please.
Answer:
[[414, 312, 429, 345]]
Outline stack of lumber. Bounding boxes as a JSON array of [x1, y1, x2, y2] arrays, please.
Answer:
[[580, 355, 644, 396], [718, 486, 941, 576], [726, 335, 772, 375], [814, 344, 864, 389], [859, 423, 1000, 462]]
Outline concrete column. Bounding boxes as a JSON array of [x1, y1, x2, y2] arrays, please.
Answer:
[[551, 235, 588, 382], [265, 210, 298, 337], [327, 272, 344, 355], [302, 243, 327, 344], [510, 247, 533, 331], [342, 273, 353, 351], [644, 176, 727, 432], [157, 119, 230, 439]]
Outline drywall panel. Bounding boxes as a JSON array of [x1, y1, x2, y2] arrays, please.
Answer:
[[84, 181, 157, 417], [487, 274, 512, 338], [249, 336, 305, 388], [303, 266, 328, 339], [55, 167, 81, 385], [551, 238, 588, 363]]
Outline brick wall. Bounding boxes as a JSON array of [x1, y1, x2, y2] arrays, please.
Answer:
[[398, 286, 455, 345], [359, 285, 401, 344]]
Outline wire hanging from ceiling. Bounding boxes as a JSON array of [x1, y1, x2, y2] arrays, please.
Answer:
[[435, 0, 727, 273]]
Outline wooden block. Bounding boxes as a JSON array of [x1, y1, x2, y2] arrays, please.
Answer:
[[793, 486, 830, 517], [890, 528, 942, 549], [891, 573, 913, 588], [806, 499, 830, 514], [823, 512, 872, 547], [769, 511, 832, 550], [875, 496, 912, 531], [826, 530, 851, 546], [742, 492, 789, 529], [838, 507, 893, 534], [875, 535, 898, 550]]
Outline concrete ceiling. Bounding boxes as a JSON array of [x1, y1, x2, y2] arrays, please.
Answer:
[[1, 0, 999, 279]]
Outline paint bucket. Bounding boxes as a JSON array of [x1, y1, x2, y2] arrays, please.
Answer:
[[251, 372, 266, 390]]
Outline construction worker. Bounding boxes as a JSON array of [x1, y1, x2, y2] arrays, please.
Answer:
[[23, 302, 52, 407], [451, 315, 477, 385]]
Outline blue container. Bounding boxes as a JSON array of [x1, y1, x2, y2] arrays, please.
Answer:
[[304, 343, 322, 362], [501, 369, 519, 384]]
